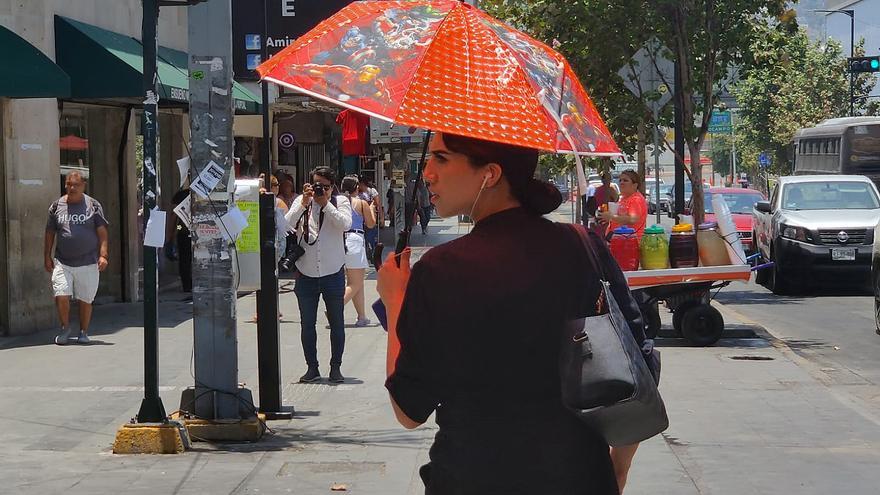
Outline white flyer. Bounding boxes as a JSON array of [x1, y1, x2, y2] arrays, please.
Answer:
[[219, 205, 249, 241], [143, 209, 166, 248], [172, 195, 192, 230], [191, 160, 225, 199], [176, 156, 190, 187]]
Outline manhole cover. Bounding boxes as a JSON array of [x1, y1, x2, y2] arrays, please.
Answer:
[[729, 355, 774, 361]]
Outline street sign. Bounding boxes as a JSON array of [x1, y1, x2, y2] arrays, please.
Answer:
[[708, 111, 732, 134], [759, 152, 771, 168], [618, 37, 675, 111]]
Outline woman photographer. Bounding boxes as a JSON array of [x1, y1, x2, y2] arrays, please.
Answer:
[[377, 132, 647, 494]]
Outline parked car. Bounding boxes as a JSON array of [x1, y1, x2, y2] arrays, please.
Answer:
[[667, 181, 693, 217], [754, 175, 880, 295], [647, 184, 673, 214], [687, 187, 766, 254]]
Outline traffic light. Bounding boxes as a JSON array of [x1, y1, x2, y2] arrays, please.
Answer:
[[849, 56, 880, 73]]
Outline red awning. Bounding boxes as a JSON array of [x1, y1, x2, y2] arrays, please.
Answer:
[[59, 134, 88, 151]]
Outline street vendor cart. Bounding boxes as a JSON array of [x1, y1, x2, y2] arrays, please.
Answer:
[[625, 264, 752, 346]]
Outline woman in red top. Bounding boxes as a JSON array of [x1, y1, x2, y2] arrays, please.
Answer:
[[598, 170, 647, 240]]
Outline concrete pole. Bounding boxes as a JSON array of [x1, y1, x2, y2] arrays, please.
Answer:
[[187, 0, 248, 420]]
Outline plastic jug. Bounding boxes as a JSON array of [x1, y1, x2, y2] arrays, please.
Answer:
[[610, 226, 640, 271], [697, 222, 730, 266], [669, 223, 699, 268], [640, 224, 669, 270]]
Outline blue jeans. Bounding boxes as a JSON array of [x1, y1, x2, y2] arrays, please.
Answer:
[[364, 226, 379, 255], [294, 268, 346, 367]]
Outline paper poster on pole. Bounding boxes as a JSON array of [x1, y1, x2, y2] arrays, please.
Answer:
[[144, 209, 166, 248], [235, 201, 260, 253], [191, 160, 225, 198], [172, 195, 191, 230], [219, 205, 249, 242], [176, 156, 190, 187]]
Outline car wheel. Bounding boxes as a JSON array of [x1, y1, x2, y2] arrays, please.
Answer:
[[768, 248, 792, 295], [681, 305, 724, 346]]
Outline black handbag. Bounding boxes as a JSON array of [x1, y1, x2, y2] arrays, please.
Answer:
[[560, 224, 669, 446]]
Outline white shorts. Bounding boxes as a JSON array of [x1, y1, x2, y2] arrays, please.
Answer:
[[52, 260, 100, 303], [344, 232, 368, 269]]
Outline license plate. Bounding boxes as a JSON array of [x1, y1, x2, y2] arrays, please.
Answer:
[[831, 248, 856, 261]]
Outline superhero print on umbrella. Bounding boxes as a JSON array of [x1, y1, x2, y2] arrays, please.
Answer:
[[289, 5, 447, 113]]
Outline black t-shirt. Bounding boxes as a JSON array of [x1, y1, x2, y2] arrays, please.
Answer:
[[386, 207, 638, 494]]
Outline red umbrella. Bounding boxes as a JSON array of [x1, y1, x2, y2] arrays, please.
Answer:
[[257, 0, 620, 164]]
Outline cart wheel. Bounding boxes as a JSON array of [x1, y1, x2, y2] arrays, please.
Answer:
[[672, 301, 700, 335], [641, 301, 661, 339], [681, 305, 724, 346]]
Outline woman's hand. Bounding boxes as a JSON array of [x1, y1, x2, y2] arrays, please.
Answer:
[[597, 210, 614, 223], [377, 248, 411, 304]]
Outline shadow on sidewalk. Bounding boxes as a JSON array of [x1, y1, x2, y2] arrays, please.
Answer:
[[0, 288, 199, 350]]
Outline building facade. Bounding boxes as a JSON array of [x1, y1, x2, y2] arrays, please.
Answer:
[[0, 1, 264, 335]]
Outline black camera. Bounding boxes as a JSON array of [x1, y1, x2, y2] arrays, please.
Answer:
[[279, 243, 305, 273], [313, 183, 326, 197]]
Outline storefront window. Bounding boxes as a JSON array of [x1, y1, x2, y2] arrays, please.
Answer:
[[58, 105, 90, 194]]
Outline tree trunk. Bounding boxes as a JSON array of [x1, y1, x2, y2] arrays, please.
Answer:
[[688, 141, 705, 225]]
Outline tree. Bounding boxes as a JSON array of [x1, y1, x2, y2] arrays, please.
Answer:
[[734, 23, 878, 175], [653, 0, 791, 223], [708, 134, 732, 179], [483, 0, 792, 223]]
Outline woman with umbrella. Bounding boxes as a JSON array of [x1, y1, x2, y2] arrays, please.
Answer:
[[377, 132, 646, 493], [258, 2, 653, 491]]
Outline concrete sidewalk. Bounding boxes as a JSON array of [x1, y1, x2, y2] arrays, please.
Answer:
[[2, 209, 879, 494]]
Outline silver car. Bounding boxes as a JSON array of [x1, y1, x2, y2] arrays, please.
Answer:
[[753, 175, 880, 295]]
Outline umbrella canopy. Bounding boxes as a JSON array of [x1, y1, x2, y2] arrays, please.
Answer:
[[257, 0, 619, 157]]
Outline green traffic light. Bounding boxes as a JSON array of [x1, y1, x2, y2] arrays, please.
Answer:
[[872, 59, 880, 70]]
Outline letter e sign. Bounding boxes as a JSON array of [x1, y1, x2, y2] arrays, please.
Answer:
[[281, 0, 295, 17]]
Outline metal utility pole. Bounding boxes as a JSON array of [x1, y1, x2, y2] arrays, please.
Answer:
[[673, 57, 685, 218], [137, 0, 166, 423], [187, 0, 250, 420], [255, 0, 290, 420], [816, 9, 855, 116], [730, 110, 737, 185]]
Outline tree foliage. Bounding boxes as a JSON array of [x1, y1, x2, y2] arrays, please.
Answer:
[[483, 0, 792, 223], [734, 23, 878, 176]]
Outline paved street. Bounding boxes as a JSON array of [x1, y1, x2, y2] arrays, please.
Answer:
[[2, 207, 880, 494]]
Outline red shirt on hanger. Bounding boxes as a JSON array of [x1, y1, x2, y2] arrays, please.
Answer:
[[336, 109, 370, 156]]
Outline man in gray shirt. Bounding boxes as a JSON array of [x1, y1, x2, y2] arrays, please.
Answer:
[[44, 171, 109, 345]]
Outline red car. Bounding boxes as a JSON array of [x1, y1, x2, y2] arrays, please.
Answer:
[[688, 187, 766, 253]]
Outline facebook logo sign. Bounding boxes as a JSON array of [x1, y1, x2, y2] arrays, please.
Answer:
[[245, 34, 261, 51], [246, 54, 262, 70]]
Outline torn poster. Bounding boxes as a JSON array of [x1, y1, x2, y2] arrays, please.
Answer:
[[191, 160, 225, 199]]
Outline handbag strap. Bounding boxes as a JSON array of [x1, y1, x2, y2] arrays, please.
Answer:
[[565, 223, 609, 314]]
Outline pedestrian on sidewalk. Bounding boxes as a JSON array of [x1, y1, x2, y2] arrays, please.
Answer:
[[285, 167, 353, 383], [357, 176, 381, 260], [378, 132, 647, 494], [44, 171, 109, 345], [340, 175, 377, 327]]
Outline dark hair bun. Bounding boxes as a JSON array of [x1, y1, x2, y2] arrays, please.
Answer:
[[523, 179, 563, 215]]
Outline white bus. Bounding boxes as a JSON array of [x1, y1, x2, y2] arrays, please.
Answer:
[[793, 117, 880, 187]]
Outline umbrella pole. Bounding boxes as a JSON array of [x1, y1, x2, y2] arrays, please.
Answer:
[[394, 130, 433, 265]]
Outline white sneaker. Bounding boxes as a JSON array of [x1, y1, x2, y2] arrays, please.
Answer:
[[355, 318, 371, 327], [54, 328, 71, 345], [77, 332, 90, 344]]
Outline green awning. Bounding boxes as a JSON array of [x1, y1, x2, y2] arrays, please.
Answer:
[[0, 24, 70, 98], [54, 16, 260, 114]]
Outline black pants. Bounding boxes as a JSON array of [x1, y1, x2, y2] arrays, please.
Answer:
[[417, 206, 432, 231], [177, 230, 192, 292]]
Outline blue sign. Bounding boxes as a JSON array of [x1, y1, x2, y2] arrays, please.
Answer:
[[245, 34, 261, 51], [759, 152, 771, 168], [709, 111, 732, 134]]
